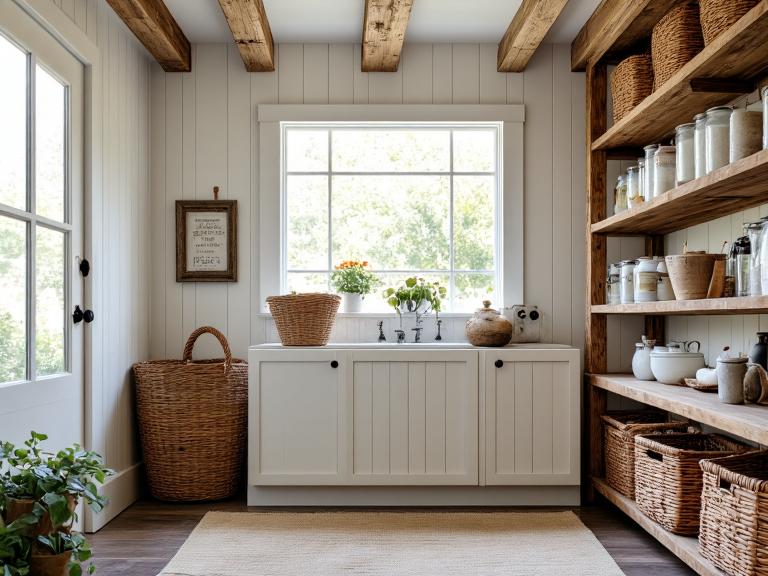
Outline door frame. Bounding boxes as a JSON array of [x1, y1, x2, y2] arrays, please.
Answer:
[[11, 0, 106, 532]]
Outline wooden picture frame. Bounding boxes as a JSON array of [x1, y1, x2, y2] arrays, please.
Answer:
[[176, 200, 238, 282]]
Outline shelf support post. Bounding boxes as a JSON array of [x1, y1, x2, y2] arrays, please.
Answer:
[[585, 62, 608, 502]]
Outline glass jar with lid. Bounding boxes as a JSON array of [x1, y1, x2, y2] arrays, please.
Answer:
[[675, 123, 695, 185], [614, 174, 628, 215], [634, 257, 658, 302], [606, 263, 620, 305], [626, 166, 642, 208], [619, 260, 637, 304], [694, 113, 707, 178], [705, 106, 732, 174], [654, 145, 676, 196], [637, 159, 646, 202], [643, 144, 658, 199]]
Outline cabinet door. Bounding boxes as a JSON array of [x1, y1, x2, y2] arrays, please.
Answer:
[[484, 349, 580, 485], [249, 350, 347, 484], [346, 350, 478, 485]]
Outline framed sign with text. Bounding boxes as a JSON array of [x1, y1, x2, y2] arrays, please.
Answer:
[[176, 199, 238, 282]]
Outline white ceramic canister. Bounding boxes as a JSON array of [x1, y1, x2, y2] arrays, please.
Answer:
[[643, 144, 658, 201], [607, 263, 621, 305], [675, 122, 695, 185], [764, 86, 768, 150], [654, 146, 677, 196], [632, 340, 655, 381], [620, 260, 636, 304], [705, 106, 732, 174], [730, 108, 763, 163], [634, 257, 658, 302], [694, 113, 707, 179]]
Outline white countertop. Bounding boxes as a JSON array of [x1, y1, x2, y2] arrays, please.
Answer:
[[250, 342, 575, 350]]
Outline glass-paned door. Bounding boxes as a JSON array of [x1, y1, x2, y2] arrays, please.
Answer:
[[0, 1, 84, 449]]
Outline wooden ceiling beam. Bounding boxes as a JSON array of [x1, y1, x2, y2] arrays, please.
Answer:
[[497, 0, 569, 73], [571, 0, 687, 71], [105, 0, 190, 72], [218, 0, 275, 72], [362, 0, 414, 72]]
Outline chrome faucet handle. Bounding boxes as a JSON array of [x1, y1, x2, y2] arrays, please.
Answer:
[[411, 326, 423, 343], [394, 329, 406, 343]]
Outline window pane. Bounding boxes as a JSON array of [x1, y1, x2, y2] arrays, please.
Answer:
[[332, 175, 450, 270], [286, 129, 328, 172], [0, 36, 27, 210], [286, 272, 328, 294], [454, 176, 495, 271], [0, 217, 27, 383], [454, 273, 496, 311], [36, 226, 65, 377], [332, 130, 450, 172], [453, 130, 496, 172], [286, 175, 328, 270], [36, 65, 66, 222]]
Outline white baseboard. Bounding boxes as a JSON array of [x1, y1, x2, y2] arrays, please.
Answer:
[[84, 462, 143, 533], [247, 486, 580, 507]]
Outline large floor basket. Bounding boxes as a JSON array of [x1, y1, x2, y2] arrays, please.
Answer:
[[133, 326, 248, 501]]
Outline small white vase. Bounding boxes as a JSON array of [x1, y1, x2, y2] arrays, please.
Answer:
[[341, 292, 363, 313]]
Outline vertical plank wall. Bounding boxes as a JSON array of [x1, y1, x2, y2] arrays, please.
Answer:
[[149, 43, 588, 360], [41, 0, 152, 526]]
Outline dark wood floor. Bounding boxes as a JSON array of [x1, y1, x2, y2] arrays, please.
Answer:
[[88, 497, 695, 576]]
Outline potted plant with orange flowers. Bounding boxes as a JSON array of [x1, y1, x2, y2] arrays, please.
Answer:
[[331, 260, 379, 313]]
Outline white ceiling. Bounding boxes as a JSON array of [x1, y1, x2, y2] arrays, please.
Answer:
[[163, 0, 599, 45]]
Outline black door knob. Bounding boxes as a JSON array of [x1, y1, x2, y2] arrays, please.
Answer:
[[73, 306, 95, 324], [529, 309, 540, 320], [495, 359, 504, 368], [330, 360, 339, 368]]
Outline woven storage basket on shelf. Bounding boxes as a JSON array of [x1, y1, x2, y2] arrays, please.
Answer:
[[267, 293, 340, 346], [699, 0, 758, 45], [610, 54, 654, 124], [603, 412, 692, 499], [651, 2, 704, 90], [634, 433, 748, 534], [133, 326, 247, 502], [699, 451, 768, 576]]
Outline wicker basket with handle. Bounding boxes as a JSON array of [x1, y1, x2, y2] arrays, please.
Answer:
[[133, 326, 248, 502], [634, 432, 748, 535], [610, 54, 654, 124], [699, 450, 768, 576], [699, 0, 759, 45], [651, 2, 704, 90], [267, 293, 341, 346], [603, 412, 692, 499]]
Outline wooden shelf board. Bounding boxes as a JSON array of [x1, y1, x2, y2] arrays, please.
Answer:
[[591, 296, 768, 316], [592, 2, 768, 151], [591, 150, 768, 235], [592, 478, 725, 576], [590, 374, 768, 445]]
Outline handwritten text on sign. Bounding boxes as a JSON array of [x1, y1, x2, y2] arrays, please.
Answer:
[[186, 211, 228, 272]]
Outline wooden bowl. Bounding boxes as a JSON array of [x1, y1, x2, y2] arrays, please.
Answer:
[[665, 253, 722, 300]]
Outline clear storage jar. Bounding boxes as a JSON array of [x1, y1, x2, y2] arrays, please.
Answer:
[[607, 263, 621, 305], [626, 166, 642, 208], [644, 144, 658, 199], [614, 174, 628, 215], [634, 257, 658, 302], [620, 260, 636, 304], [675, 123, 695, 185], [705, 106, 732, 174], [638, 159, 646, 201], [654, 146, 676, 196], [694, 113, 707, 179], [730, 108, 763, 163]]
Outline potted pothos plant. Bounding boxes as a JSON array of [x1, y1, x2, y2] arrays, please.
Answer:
[[331, 260, 380, 313], [382, 277, 447, 318], [0, 432, 113, 576]]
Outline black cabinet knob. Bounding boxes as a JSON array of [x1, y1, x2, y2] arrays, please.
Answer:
[[495, 359, 503, 368], [330, 360, 339, 368]]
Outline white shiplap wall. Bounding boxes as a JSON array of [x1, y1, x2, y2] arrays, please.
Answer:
[[149, 43, 587, 361], [40, 0, 152, 528]]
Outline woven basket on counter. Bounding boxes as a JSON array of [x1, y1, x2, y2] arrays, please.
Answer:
[[133, 326, 248, 501], [651, 2, 704, 90], [267, 293, 340, 346], [634, 432, 748, 535], [699, 0, 759, 45], [603, 412, 691, 499], [699, 451, 768, 576], [610, 54, 654, 124]]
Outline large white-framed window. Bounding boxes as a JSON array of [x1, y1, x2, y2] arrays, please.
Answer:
[[281, 123, 501, 313], [257, 105, 524, 313]]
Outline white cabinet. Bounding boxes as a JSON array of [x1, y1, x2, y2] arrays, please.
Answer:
[[346, 350, 478, 485], [483, 348, 580, 485]]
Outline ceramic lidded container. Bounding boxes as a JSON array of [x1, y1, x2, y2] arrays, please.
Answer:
[[465, 300, 513, 347]]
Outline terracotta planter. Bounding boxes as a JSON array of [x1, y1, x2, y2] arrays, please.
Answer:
[[30, 550, 72, 576], [5, 495, 77, 535]]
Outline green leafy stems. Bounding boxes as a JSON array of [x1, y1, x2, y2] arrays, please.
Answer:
[[330, 260, 380, 295], [382, 277, 447, 320]]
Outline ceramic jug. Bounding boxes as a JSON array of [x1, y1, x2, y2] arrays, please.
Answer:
[[749, 332, 768, 370]]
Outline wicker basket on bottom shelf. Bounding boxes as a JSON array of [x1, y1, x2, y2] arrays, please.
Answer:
[[699, 451, 768, 576], [602, 412, 691, 499], [634, 432, 748, 535], [133, 326, 248, 502]]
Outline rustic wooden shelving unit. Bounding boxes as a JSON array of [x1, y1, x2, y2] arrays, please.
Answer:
[[575, 1, 768, 574]]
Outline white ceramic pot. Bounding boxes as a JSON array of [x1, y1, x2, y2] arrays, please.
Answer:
[[340, 292, 363, 313], [650, 350, 706, 385]]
